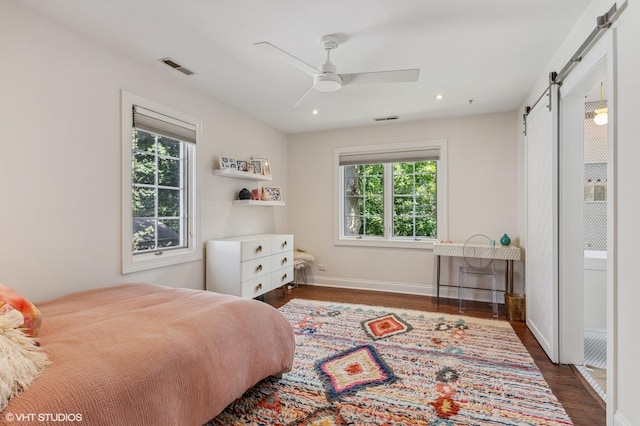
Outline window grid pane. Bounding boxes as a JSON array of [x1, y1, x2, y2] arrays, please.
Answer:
[[343, 164, 384, 237], [392, 161, 437, 238], [132, 130, 188, 253]]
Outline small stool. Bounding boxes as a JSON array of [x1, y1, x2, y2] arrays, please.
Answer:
[[293, 249, 314, 287]]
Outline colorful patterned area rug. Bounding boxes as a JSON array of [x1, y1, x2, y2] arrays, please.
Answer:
[[207, 299, 573, 425]]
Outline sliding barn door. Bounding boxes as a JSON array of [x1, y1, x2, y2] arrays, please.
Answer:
[[525, 86, 560, 363]]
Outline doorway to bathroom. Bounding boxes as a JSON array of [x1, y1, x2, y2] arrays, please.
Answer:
[[558, 32, 614, 410], [579, 87, 608, 400]]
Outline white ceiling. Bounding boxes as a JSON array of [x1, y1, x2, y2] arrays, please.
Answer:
[[15, 0, 591, 134]]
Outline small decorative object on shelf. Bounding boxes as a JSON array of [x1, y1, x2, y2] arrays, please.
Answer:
[[500, 234, 511, 246], [219, 156, 237, 169], [251, 160, 262, 175], [262, 186, 282, 202], [238, 188, 251, 200], [252, 156, 271, 176], [593, 178, 606, 201], [584, 178, 594, 201], [251, 188, 261, 200]]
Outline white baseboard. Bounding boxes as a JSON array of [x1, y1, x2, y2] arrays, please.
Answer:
[[308, 276, 432, 296], [614, 411, 632, 426], [307, 276, 505, 303]]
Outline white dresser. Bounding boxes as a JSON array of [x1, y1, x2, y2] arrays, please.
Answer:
[[206, 234, 294, 298]]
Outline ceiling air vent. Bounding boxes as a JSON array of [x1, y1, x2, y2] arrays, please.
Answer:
[[159, 58, 195, 76], [373, 116, 399, 122]]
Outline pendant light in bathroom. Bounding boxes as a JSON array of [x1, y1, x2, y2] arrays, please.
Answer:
[[593, 82, 608, 126]]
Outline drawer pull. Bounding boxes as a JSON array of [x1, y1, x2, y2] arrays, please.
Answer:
[[256, 283, 263, 291], [282, 241, 288, 248], [281, 273, 288, 281], [282, 257, 288, 265], [256, 264, 263, 272], [256, 245, 263, 253]]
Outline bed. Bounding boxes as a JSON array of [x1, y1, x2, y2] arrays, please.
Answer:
[[1, 283, 295, 425]]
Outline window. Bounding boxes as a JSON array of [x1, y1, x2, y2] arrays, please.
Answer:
[[132, 129, 186, 252], [335, 140, 447, 248], [121, 92, 201, 273], [392, 161, 438, 237], [344, 163, 384, 237]]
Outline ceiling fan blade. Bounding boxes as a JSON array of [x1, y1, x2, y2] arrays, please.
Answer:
[[341, 69, 420, 86], [253, 41, 320, 76], [293, 86, 315, 108]]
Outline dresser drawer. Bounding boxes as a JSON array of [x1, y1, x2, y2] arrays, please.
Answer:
[[241, 257, 271, 281], [271, 235, 293, 254], [271, 266, 294, 288], [240, 238, 272, 261], [241, 276, 270, 298], [271, 250, 293, 271]]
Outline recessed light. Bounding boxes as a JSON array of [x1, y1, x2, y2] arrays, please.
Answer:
[[435, 94, 444, 100], [312, 109, 319, 115]]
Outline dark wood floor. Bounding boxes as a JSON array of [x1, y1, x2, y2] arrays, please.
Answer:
[[262, 284, 606, 426]]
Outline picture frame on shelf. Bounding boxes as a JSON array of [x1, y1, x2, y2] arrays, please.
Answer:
[[236, 160, 248, 172], [261, 186, 282, 202], [252, 156, 271, 176], [219, 156, 237, 169], [250, 160, 262, 175]]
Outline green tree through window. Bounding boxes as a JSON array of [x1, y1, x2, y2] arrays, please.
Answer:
[[393, 161, 437, 238], [132, 129, 187, 252], [344, 164, 384, 236], [343, 161, 437, 239]]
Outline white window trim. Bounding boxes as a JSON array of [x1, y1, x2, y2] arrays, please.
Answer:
[[121, 91, 202, 274], [333, 139, 448, 250]]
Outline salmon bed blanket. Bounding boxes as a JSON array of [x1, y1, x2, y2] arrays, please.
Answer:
[[1, 283, 295, 426]]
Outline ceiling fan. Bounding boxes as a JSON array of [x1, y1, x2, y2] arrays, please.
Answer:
[[253, 35, 420, 106]]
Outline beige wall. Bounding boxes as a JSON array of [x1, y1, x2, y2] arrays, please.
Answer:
[[0, 0, 288, 302], [287, 111, 520, 296]]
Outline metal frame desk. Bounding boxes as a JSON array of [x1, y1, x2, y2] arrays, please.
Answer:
[[433, 242, 522, 303]]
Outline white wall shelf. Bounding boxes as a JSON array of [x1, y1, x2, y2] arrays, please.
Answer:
[[213, 168, 272, 181], [215, 167, 282, 206], [233, 200, 285, 207]]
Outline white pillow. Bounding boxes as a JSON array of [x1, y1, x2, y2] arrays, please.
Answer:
[[0, 309, 50, 411]]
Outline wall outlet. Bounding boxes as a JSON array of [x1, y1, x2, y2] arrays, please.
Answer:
[[317, 264, 327, 271]]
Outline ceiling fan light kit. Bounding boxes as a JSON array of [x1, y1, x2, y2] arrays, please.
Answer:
[[314, 73, 342, 92], [254, 34, 420, 105]]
